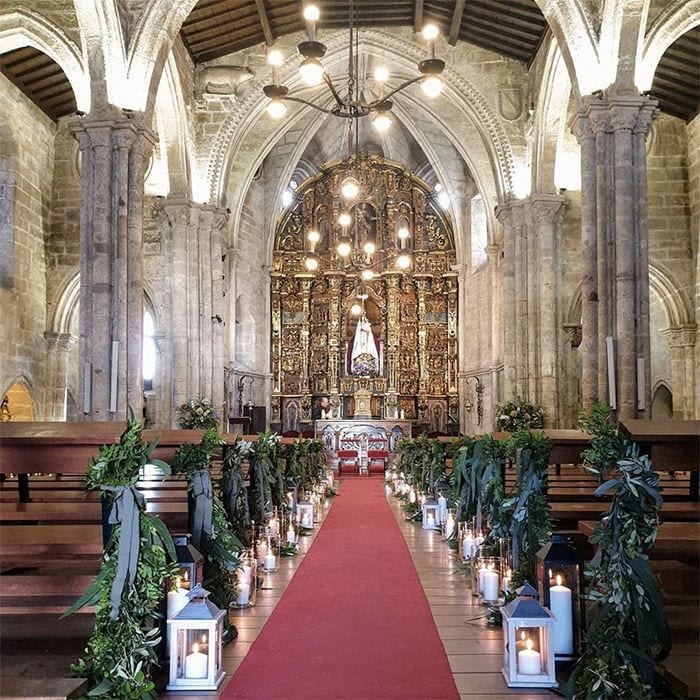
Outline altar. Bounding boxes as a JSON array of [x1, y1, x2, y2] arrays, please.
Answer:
[[315, 419, 412, 474]]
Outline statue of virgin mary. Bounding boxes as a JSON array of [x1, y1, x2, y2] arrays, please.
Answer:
[[351, 314, 379, 376]]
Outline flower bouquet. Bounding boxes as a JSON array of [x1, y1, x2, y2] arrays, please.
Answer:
[[495, 398, 544, 432], [352, 352, 378, 377], [176, 398, 220, 429]]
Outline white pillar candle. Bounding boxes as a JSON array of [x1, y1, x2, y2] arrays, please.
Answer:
[[286, 526, 296, 544], [426, 513, 436, 527], [166, 587, 189, 620], [502, 569, 512, 594], [550, 575, 574, 655], [264, 553, 276, 571], [236, 582, 250, 606], [437, 495, 447, 523], [444, 516, 455, 539], [517, 639, 542, 675], [478, 566, 487, 593], [301, 511, 312, 528], [185, 644, 208, 679], [482, 567, 500, 602], [268, 519, 279, 537], [462, 535, 474, 559], [257, 541, 267, 566]]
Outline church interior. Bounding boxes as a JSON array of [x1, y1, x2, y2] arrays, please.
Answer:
[[0, 0, 698, 698]]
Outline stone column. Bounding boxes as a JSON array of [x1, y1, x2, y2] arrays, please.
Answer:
[[514, 204, 528, 398], [71, 109, 155, 420], [530, 195, 567, 426], [664, 326, 697, 418], [43, 332, 77, 420], [486, 244, 502, 423], [495, 205, 516, 401]]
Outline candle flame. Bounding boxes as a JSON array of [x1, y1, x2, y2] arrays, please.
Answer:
[[201, 634, 207, 643], [506, 568, 512, 576], [526, 639, 533, 651], [192, 642, 200, 653], [488, 563, 494, 570], [183, 571, 189, 582], [175, 576, 181, 588], [520, 630, 526, 640], [556, 574, 562, 586], [548, 568, 552, 579]]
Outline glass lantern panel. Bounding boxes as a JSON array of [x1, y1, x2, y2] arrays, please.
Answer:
[[175, 628, 213, 681], [514, 626, 545, 676], [477, 557, 502, 603]]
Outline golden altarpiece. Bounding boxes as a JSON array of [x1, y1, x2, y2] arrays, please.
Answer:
[[270, 154, 459, 433]]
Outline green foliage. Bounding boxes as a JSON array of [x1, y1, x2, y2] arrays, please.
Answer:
[[284, 438, 326, 495], [501, 429, 553, 585], [171, 428, 224, 478], [69, 417, 177, 699], [568, 446, 669, 700], [495, 398, 545, 432], [393, 434, 445, 494], [220, 437, 252, 546], [579, 403, 626, 480]]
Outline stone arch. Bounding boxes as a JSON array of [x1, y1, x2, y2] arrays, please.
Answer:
[[1, 377, 36, 421], [206, 29, 515, 213], [651, 381, 673, 419], [50, 270, 80, 335], [637, 0, 700, 91], [0, 8, 91, 112], [649, 262, 693, 327]]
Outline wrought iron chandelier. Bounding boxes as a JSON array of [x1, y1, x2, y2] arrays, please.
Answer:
[[262, 2, 446, 133]]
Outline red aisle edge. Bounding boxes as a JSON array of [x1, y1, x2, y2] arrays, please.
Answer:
[[222, 479, 460, 700]]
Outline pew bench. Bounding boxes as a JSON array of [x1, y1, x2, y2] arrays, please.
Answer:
[[551, 501, 700, 525], [0, 677, 88, 699]]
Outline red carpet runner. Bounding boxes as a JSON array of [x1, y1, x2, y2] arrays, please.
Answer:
[[224, 479, 459, 700]]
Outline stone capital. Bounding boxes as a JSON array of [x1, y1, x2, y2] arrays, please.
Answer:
[[44, 331, 78, 351], [529, 194, 567, 226], [663, 325, 697, 348], [485, 244, 501, 265], [586, 103, 612, 134], [572, 112, 594, 144]]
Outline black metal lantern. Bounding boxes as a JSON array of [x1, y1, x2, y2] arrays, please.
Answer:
[[174, 533, 204, 590], [535, 534, 583, 659]]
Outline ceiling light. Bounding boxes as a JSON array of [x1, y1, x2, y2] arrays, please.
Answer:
[[299, 57, 324, 86], [338, 212, 352, 227], [422, 24, 439, 41], [303, 4, 320, 22], [341, 177, 360, 199], [374, 66, 390, 82], [372, 111, 392, 134], [421, 76, 444, 98], [266, 99, 287, 119], [268, 50, 284, 66]]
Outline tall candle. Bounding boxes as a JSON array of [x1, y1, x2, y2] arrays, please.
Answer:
[[550, 574, 574, 654], [437, 495, 447, 523], [166, 581, 188, 620], [481, 566, 500, 602], [502, 568, 512, 594], [444, 516, 455, 540], [257, 540, 267, 566], [463, 534, 475, 559], [426, 513, 436, 527], [478, 566, 487, 593], [236, 582, 250, 606], [517, 639, 542, 675], [184, 643, 208, 679], [286, 526, 296, 544], [264, 552, 276, 571]]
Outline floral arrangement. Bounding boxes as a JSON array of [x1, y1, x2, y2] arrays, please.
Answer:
[[352, 352, 378, 377], [495, 398, 544, 432], [176, 398, 219, 430]]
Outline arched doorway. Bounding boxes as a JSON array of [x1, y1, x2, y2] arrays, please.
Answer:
[[651, 383, 673, 420], [1, 379, 35, 421]]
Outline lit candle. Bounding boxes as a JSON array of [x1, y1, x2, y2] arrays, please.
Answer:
[[502, 568, 512, 594], [236, 582, 250, 605], [257, 540, 267, 566], [409, 487, 416, 504], [264, 552, 276, 571], [426, 513, 436, 527], [286, 525, 296, 544], [478, 565, 487, 593], [166, 578, 188, 620], [182, 570, 190, 590], [550, 574, 573, 655], [184, 642, 208, 679], [301, 510, 312, 528], [517, 639, 542, 675], [268, 518, 279, 537], [444, 515, 455, 540], [482, 564, 500, 602], [437, 495, 447, 523]]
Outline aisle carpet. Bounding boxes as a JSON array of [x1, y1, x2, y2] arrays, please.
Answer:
[[223, 479, 459, 700]]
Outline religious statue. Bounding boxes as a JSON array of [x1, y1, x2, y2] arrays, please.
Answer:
[[351, 315, 379, 377]]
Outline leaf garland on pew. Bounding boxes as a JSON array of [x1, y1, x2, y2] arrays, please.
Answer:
[[578, 402, 626, 481], [171, 428, 244, 642], [394, 434, 445, 495], [501, 429, 553, 587], [220, 437, 252, 546], [66, 413, 177, 699], [247, 430, 281, 524], [567, 412, 669, 700], [450, 436, 476, 522], [284, 437, 326, 496]]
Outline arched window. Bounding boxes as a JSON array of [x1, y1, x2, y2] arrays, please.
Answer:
[[470, 194, 487, 268], [143, 309, 156, 390]]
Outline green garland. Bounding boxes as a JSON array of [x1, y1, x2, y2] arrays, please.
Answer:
[[247, 430, 281, 524], [284, 437, 325, 496], [66, 416, 177, 699], [568, 410, 669, 699], [393, 434, 445, 495], [220, 437, 252, 546]]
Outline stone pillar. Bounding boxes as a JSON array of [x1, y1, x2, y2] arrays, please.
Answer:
[[530, 195, 567, 426], [664, 326, 697, 419], [574, 95, 657, 418], [514, 205, 528, 398], [72, 109, 155, 420], [486, 244, 502, 423], [495, 205, 516, 401], [43, 332, 77, 421], [165, 200, 228, 426]]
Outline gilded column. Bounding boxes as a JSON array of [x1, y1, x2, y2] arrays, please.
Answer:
[[270, 273, 283, 416], [385, 273, 402, 394]]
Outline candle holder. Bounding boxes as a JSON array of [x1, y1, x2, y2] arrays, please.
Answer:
[[297, 500, 314, 529], [173, 533, 204, 589], [232, 549, 257, 609], [421, 498, 441, 530], [535, 534, 584, 659], [477, 556, 503, 605], [442, 508, 457, 541], [167, 585, 225, 690], [262, 536, 277, 572], [501, 582, 557, 689]]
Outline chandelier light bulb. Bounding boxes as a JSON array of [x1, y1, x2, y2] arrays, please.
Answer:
[[337, 237, 352, 257], [350, 303, 363, 316], [374, 66, 390, 82], [267, 49, 284, 66], [361, 269, 375, 281], [338, 212, 352, 227], [307, 230, 320, 244], [397, 226, 410, 240], [363, 241, 376, 256], [303, 4, 320, 22], [421, 75, 444, 98], [422, 23, 439, 41], [299, 57, 324, 86], [396, 252, 412, 269], [372, 112, 392, 134], [304, 253, 319, 271], [340, 177, 360, 200], [266, 99, 288, 119]]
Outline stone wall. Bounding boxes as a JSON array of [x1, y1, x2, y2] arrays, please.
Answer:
[[0, 73, 55, 414], [686, 114, 700, 416]]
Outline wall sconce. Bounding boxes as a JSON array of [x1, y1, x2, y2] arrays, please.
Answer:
[[236, 375, 255, 417], [466, 375, 484, 426]]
